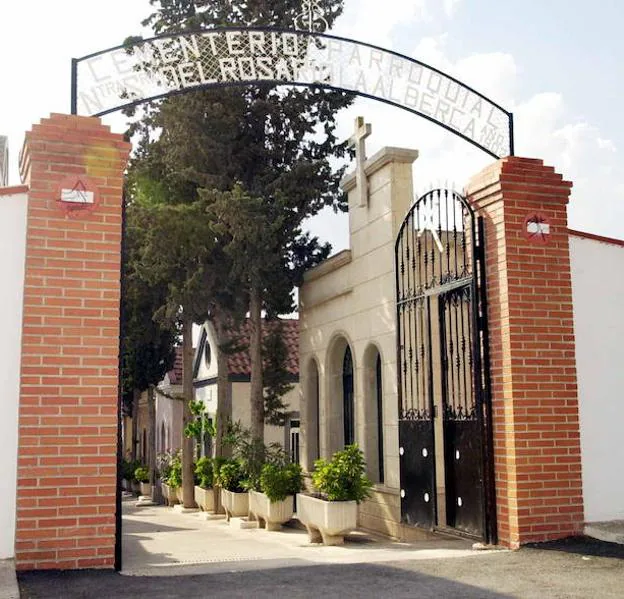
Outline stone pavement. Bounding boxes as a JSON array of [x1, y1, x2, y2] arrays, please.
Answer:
[[0, 560, 19, 599], [585, 520, 624, 545], [121, 497, 492, 576]]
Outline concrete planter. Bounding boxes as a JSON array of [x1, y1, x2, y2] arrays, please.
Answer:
[[139, 482, 151, 497], [161, 482, 179, 506], [296, 494, 357, 545], [248, 490, 294, 531], [194, 486, 216, 512], [176, 487, 185, 504], [221, 488, 249, 522]]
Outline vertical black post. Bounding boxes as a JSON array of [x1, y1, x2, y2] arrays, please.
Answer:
[[115, 191, 128, 571], [71, 58, 78, 115], [508, 113, 515, 157], [476, 217, 497, 545]]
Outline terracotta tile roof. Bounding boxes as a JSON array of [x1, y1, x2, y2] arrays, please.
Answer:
[[167, 346, 184, 385], [227, 318, 299, 378]]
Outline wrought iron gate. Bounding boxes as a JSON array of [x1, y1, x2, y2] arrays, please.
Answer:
[[395, 189, 496, 543]]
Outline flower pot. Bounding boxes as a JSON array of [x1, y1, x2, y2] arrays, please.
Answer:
[[176, 487, 184, 504], [296, 494, 357, 545], [220, 488, 249, 522], [139, 482, 151, 497], [195, 486, 215, 512], [249, 490, 294, 531], [161, 482, 179, 506]]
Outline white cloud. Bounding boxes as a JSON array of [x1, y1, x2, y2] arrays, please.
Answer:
[[307, 33, 624, 252]]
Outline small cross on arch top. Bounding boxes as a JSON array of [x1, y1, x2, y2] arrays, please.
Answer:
[[349, 116, 372, 207]]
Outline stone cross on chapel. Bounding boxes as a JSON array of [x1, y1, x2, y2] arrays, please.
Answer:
[[349, 116, 372, 207]]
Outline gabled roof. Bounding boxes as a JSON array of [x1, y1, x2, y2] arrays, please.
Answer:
[[194, 318, 299, 381], [167, 346, 184, 385], [227, 318, 299, 378]]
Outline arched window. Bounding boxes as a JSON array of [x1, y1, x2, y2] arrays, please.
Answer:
[[305, 359, 320, 465], [343, 347, 355, 446], [376, 354, 385, 484], [363, 345, 384, 484]]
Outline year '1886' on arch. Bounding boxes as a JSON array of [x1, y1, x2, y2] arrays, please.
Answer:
[[72, 27, 514, 159]]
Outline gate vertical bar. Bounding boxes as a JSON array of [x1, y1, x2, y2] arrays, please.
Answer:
[[476, 216, 497, 544], [71, 59, 78, 115]]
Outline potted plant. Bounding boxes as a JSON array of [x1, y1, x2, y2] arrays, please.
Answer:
[[218, 459, 249, 521], [121, 458, 139, 492], [159, 451, 181, 506], [297, 444, 373, 545], [194, 457, 215, 512], [135, 466, 151, 497], [249, 462, 304, 531]]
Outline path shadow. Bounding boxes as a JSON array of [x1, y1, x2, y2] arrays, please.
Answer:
[[18, 562, 513, 599], [524, 536, 624, 560]]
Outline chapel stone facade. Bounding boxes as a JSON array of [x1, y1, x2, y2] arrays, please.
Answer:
[[299, 144, 420, 538]]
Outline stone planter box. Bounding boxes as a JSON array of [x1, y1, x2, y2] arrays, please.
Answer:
[[248, 490, 294, 531], [221, 488, 249, 522], [139, 482, 151, 497], [161, 482, 179, 506], [176, 487, 185, 504], [194, 486, 216, 512], [296, 494, 357, 545]]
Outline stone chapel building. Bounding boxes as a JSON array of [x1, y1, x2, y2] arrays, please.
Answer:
[[299, 141, 419, 538]]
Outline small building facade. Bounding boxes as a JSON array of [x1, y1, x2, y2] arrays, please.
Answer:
[[194, 318, 301, 459]]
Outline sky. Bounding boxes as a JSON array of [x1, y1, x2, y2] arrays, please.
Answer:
[[1, 0, 623, 253]]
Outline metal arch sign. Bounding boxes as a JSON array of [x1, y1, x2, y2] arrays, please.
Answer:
[[71, 27, 514, 159]]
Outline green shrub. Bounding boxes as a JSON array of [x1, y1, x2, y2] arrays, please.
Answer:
[[312, 444, 373, 503], [122, 458, 141, 482], [195, 457, 214, 489], [166, 453, 183, 489], [260, 462, 304, 503], [134, 466, 149, 483], [156, 451, 176, 482], [217, 460, 245, 493], [212, 456, 228, 487]]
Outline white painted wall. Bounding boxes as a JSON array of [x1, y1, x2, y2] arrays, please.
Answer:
[[571, 234, 624, 522], [0, 189, 27, 559]]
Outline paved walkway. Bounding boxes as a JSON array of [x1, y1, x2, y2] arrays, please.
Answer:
[[0, 561, 19, 599], [121, 497, 493, 576]]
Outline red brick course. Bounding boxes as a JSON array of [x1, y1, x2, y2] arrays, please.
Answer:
[[466, 157, 583, 549], [15, 114, 130, 570]]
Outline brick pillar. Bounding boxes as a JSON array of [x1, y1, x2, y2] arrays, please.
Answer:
[[15, 114, 130, 570], [466, 157, 583, 549]]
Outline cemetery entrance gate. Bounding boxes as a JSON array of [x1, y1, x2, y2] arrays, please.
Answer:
[[395, 188, 496, 543]]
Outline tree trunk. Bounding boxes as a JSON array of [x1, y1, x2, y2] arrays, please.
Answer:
[[147, 385, 156, 489], [182, 317, 197, 508], [249, 286, 264, 443], [131, 387, 140, 462], [214, 315, 232, 459]]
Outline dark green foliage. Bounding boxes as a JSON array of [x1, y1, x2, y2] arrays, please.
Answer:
[[262, 321, 294, 426], [134, 466, 149, 484], [122, 458, 142, 482], [260, 463, 304, 503], [229, 425, 287, 491], [127, 0, 355, 443], [195, 457, 214, 489], [167, 452, 183, 489], [312, 445, 373, 503], [217, 460, 246, 493]]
